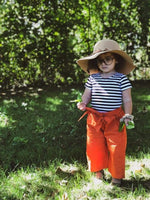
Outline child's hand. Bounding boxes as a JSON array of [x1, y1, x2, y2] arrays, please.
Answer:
[[77, 102, 86, 111], [124, 118, 130, 127], [119, 114, 134, 131]]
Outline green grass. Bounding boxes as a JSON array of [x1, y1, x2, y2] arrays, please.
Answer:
[[0, 83, 150, 200]]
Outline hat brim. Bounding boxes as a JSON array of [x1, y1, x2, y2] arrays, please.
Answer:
[[77, 50, 136, 75]]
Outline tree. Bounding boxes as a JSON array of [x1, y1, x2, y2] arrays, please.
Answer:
[[0, 0, 149, 89]]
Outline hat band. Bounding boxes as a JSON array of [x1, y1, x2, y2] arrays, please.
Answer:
[[93, 48, 109, 55]]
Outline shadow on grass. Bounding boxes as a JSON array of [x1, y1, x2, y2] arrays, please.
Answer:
[[0, 86, 87, 172], [126, 84, 150, 158], [105, 179, 150, 200], [0, 83, 149, 173], [121, 179, 150, 191]]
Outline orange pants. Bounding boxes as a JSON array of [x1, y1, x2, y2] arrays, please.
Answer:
[[82, 107, 127, 179]]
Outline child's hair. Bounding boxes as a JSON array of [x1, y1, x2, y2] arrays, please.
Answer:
[[87, 59, 99, 73], [112, 53, 126, 71]]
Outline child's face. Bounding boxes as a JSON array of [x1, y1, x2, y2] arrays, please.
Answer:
[[97, 53, 117, 73]]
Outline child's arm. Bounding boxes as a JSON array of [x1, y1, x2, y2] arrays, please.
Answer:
[[122, 88, 133, 126], [77, 88, 91, 111]]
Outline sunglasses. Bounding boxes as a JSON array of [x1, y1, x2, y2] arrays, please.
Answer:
[[97, 56, 114, 65]]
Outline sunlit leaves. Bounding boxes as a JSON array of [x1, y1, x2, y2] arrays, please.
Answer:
[[0, 0, 149, 88]]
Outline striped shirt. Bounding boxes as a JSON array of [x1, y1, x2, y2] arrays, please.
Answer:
[[85, 72, 132, 112]]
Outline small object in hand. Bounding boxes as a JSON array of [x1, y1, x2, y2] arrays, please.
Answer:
[[70, 99, 80, 103], [119, 121, 125, 132], [126, 120, 135, 129], [119, 114, 135, 131]]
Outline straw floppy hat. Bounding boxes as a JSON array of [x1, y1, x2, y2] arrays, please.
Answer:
[[76, 39, 136, 75]]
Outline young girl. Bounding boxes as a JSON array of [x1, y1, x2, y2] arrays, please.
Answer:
[[76, 39, 135, 186]]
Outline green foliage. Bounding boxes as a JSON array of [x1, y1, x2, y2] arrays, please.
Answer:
[[0, 0, 150, 87], [0, 0, 85, 88]]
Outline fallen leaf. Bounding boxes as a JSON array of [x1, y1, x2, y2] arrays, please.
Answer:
[[141, 164, 145, 168]]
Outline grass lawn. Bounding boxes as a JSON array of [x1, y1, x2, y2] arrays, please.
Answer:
[[0, 82, 150, 200]]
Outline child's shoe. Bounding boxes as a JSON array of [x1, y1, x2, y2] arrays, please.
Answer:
[[95, 170, 104, 180], [111, 178, 122, 187]]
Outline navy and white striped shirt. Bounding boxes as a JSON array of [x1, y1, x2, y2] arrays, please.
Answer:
[[85, 72, 132, 112]]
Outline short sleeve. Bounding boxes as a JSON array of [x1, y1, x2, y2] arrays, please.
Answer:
[[85, 76, 92, 89], [120, 75, 132, 91]]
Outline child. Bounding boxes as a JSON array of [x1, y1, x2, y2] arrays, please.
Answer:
[[76, 39, 135, 186]]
